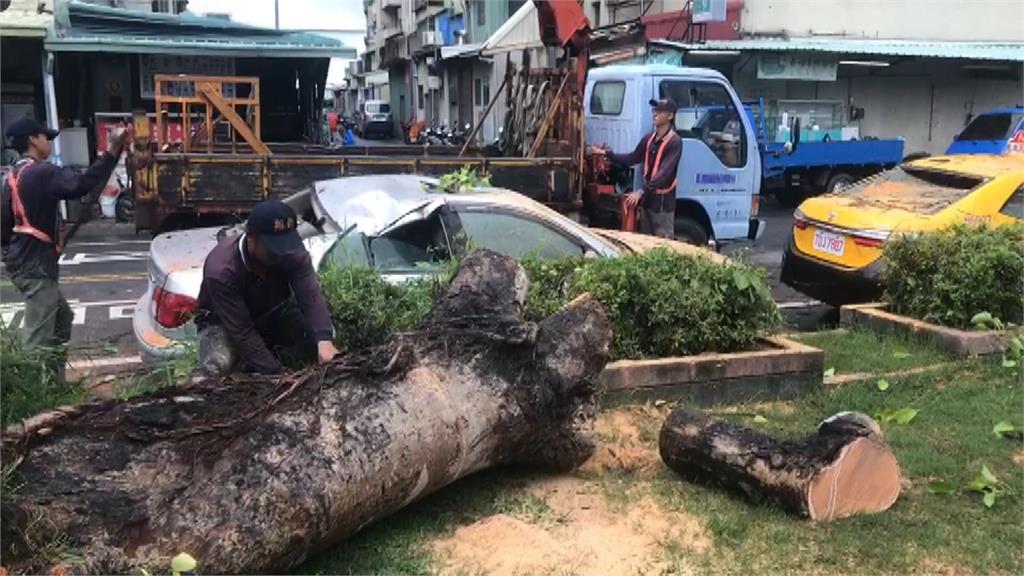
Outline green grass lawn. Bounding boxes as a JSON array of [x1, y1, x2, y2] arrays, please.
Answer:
[[301, 356, 1023, 575], [794, 328, 949, 375]]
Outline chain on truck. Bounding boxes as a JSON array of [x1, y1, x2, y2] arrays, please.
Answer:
[[128, 0, 808, 248]]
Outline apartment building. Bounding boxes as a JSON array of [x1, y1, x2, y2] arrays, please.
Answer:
[[355, 0, 534, 139]]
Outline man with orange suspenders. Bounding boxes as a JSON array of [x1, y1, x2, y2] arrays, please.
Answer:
[[2, 118, 127, 383], [590, 98, 682, 238]]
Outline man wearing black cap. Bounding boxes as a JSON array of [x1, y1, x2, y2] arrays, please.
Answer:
[[194, 199, 338, 376], [590, 98, 682, 238], [2, 117, 127, 383]]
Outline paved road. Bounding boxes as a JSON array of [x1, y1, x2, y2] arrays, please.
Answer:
[[0, 198, 829, 360]]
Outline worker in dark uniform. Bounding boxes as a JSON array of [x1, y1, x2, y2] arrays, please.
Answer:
[[2, 118, 127, 383], [194, 199, 339, 376], [590, 98, 683, 238]]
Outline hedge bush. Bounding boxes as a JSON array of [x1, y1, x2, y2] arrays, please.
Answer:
[[320, 248, 779, 359], [881, 224, 1024, 329]]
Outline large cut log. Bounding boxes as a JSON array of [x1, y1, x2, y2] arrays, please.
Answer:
[[0, 250, 612, 574], [659, 409, 901, 520]]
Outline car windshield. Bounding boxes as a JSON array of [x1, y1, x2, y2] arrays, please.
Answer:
[[840, 166, 984, 215], [956, 113, 1023, 141]]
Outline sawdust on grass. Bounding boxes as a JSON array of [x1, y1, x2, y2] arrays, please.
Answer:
[[430, 409, 710, 575]]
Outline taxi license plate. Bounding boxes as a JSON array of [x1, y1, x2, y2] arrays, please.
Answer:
[[813, 229, 846, 256]]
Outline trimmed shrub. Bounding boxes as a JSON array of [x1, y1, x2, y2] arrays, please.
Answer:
[[881, 224, 1024, 329], [524, 249, 780, 358], [318, 266, 436, 349], [321, 249, 779, 360]]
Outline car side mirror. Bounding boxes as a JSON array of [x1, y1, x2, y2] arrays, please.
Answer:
[[789, 117, 801, 155]]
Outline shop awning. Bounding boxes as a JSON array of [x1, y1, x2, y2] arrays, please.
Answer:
[[45, 1, 355, 58], [653, 38, 1024, 62], [440, 42, 483, 60], [480, 1, 543, 56], [0, 0, 52, 38]]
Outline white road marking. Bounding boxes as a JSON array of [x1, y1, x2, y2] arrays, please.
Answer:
[[108, 304, 135, 320], [67, 240, 152, 247], [0, 299, 137, 329], [59, 251, 150, 265]]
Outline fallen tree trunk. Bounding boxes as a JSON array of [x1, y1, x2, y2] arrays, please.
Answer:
[[659, 409, 901, 520], [0, 250, 612, 574]]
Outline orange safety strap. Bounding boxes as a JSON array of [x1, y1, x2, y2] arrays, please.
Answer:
[[8, 159, 61, 252], [642, 130, 679, 194]]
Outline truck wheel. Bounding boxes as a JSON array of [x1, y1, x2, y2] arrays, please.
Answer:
[[674, 216, 709, 246], [826, 173, 855, 194], [115, 191, 134, 223]]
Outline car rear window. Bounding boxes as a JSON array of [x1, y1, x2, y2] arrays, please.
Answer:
[[367, 103, 391, 114], [841, 166, 984, 215], [956, 113, 1023, 142]]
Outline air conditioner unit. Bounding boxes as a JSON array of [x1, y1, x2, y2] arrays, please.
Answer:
[[427, 76, 442, 90], [422, 30, 441, 48]]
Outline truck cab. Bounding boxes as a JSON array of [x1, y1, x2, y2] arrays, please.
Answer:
[[584, 64, 764, 246]]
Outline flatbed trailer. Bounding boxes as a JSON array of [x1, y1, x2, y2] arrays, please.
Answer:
[[131, 150, 576, 232]]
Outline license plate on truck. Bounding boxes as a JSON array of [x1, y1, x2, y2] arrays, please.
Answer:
[[813, 229, 846, 256]]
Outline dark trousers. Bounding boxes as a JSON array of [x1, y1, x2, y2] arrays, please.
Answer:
[[9, 273, 73, 384], [195, 300, 314, 376], [638, 205, 676, 239]]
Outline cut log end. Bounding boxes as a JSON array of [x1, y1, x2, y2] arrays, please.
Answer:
[[806, 437, 901, 521], [659, 408, 902, 520]]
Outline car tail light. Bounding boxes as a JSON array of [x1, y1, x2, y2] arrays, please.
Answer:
[[153, 286, 197, 328], [793, 209, 809, 230], [852, 235, 886, 248], [750, 194, 761, 217]]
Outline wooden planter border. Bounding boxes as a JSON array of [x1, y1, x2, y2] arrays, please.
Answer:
[[839, 303, 1015, 358], [597, 335, 824, 406]]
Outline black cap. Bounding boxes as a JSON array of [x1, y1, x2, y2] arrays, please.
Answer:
[[649, 98, 678, 113], [246, 199, 304, 256], [5, 117, 59, 141]]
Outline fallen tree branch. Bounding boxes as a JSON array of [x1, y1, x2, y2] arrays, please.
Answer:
[[1, 250, 612, 574]]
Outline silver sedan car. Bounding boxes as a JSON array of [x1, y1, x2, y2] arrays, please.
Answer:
[[133, 175, 719, 362]]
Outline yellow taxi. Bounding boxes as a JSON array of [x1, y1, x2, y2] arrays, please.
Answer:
[[781, 153, 1024, 305]]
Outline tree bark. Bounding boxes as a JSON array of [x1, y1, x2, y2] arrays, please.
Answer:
[[0, 250, 613, 574], [659, 409, 901, 520]]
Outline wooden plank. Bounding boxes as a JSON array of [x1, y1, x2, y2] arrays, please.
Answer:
[[196, 82, 271, 155], [527, 73, 570, 158]]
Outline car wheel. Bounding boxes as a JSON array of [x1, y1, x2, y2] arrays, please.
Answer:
[[826, 172, 855, 194], [674, 216, 709, 246]]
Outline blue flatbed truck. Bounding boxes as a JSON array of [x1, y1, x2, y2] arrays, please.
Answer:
[[744, 100, 905, 207]]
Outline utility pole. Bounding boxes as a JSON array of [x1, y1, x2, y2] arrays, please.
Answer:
[[274, 0, 280, 29]]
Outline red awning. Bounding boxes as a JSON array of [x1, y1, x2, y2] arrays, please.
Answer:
[[643, 0, 743, 42]]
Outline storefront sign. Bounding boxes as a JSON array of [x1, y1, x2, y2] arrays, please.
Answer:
[[758, 53, 837, 81], [692, 0, 727, 23], [139, 55, 236, 99]]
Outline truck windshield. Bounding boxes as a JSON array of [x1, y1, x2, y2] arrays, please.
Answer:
[[956, 113, 1023, 141], [840, 166, 984, 215]]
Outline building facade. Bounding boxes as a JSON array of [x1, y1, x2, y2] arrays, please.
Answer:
[[585, 0, 1023, 155]]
